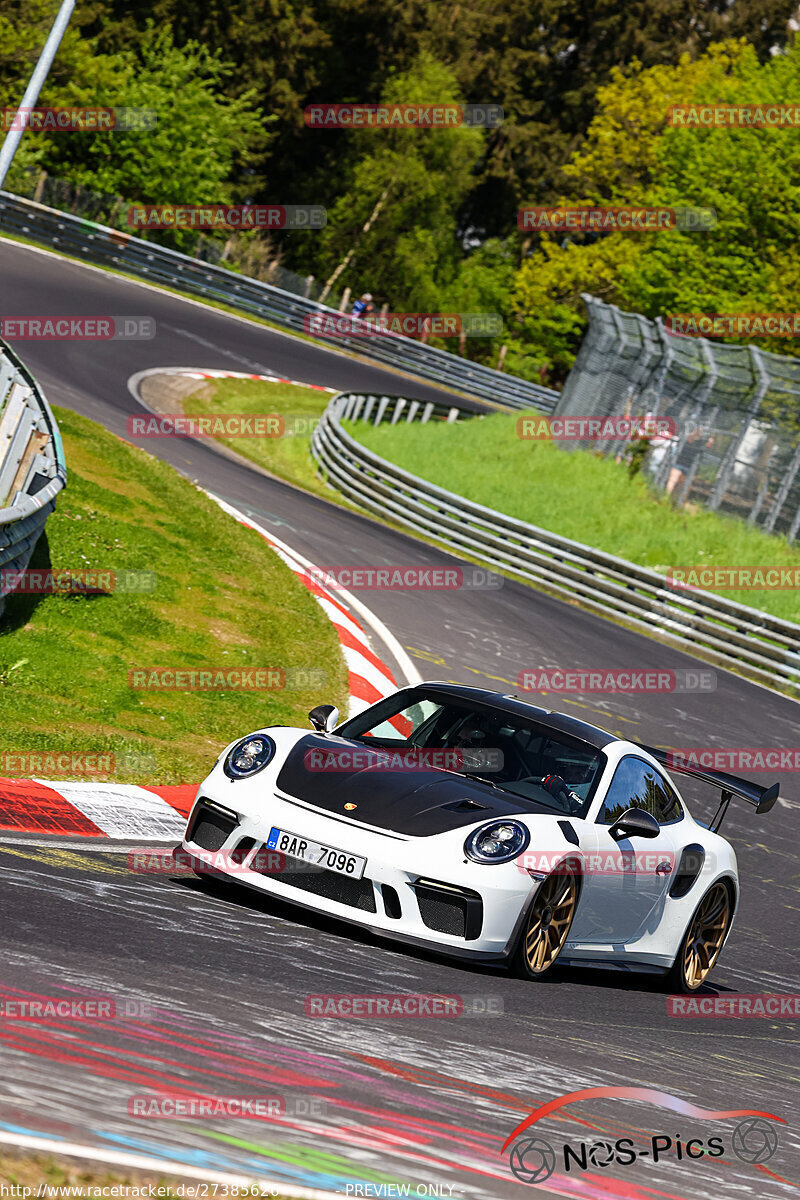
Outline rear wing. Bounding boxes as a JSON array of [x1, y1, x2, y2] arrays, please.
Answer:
[[637, 743, 780, 832]]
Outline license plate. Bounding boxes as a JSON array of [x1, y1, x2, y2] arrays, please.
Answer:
[[266, 826, 366, 880]]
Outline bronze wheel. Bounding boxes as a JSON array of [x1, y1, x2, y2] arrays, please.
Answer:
[[672, 882, 732, 992], [516, 867, 578, 979]]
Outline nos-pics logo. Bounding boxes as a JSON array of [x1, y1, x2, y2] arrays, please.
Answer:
[[503, 1086, 783, 1186]]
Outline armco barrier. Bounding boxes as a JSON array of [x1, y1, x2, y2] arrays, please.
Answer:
[[311, 392, 800, 693], [0, 191, 559, 413], [0, 339, 66, 608]]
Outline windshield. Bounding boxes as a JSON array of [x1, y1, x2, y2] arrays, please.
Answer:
[[335, 688, 605, 818]]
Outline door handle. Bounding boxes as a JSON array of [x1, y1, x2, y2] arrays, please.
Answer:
[[655, 861, 672, 876]]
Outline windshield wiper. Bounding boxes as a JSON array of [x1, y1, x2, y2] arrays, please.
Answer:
[[462, 771, 502, 790]]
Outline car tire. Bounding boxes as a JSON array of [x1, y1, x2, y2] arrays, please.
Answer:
[[514, 863, 580, 980], [667, 880, 733, 993]]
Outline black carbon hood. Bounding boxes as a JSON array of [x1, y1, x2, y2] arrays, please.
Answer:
[[275, 734, 554, 836]]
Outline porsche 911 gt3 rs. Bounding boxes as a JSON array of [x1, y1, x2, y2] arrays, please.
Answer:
[[181, 683, 779, 991]]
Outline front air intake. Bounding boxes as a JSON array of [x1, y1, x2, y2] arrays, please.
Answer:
[[411, 878, 483, 940], [186, 802, 238, 851]]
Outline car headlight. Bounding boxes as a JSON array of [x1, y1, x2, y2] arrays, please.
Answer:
[[223, 735, 275, 780], [464, 819, 529, 864]]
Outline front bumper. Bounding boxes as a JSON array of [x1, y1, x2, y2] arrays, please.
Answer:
[[182, 787, 536, 959]]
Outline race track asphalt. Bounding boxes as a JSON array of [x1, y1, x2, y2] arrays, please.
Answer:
[[0, 238, 797, 1199]]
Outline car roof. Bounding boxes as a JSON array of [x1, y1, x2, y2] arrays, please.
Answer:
[[409, 682, 618, 750]]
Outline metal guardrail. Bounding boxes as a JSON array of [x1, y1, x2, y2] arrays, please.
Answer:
[[0, 339, 67, 607], [312, 392, 800, 694], [0, 191, 559, 413]]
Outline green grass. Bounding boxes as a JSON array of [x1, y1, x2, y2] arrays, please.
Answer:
[[0, 406, 347, 784], [184, 377, 343, 503], [347, 411, 800, 623]]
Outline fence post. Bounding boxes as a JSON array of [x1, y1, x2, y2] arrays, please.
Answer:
[[655, 335, 717, 494], [643, 316, 674, 427], [708, 345, 769, 511], [763, 435, 800, 533], [604, 306, 635, 462], [789, 496, 800, 542], [748, 445, 779, 524]]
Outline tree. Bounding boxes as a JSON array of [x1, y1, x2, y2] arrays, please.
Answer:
[[512, 37, 800, 378], [0, 4, 266, 241], [0, 0, 117, 189], [36, 24, 264, 210], [84, 0, 800, 250], [311, 53, 484, 313]]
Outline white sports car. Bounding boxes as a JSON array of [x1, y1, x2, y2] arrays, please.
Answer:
[[181, 683, 779, 991]]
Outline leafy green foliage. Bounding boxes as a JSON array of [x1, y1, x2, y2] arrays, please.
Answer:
[[513, 39, 800, 376], [2, 5, 265, 220], [311, 53, 483, 312], [4, 2, 800, 376]]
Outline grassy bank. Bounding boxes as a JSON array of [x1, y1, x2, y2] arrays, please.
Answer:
[[154, 377, 336, 501], [347, 411, 800, 623], [0, 407, 347, 784]]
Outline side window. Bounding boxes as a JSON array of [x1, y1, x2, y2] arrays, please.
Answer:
[[653, 773, 683, 824], [599, 757, 683, 825]]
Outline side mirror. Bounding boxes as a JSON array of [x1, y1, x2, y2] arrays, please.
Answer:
[[609, 807, 660, 841], [309, 704, 339, 734]]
